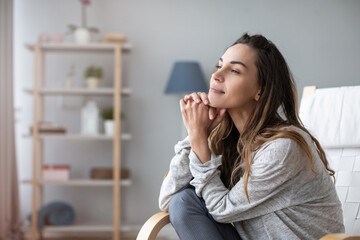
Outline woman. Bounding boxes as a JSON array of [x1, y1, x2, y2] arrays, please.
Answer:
[[159, 33, 344, 240]]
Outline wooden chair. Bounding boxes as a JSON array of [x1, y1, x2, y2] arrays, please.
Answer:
[[136, 212, 359, 240], [136, 86, 360, 240]]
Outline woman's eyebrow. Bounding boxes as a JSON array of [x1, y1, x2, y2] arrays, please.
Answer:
[[219, 58, 248, 69], [230, 61, 248, 69]]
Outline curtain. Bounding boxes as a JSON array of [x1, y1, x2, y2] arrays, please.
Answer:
[[0, 0, 22, 239]]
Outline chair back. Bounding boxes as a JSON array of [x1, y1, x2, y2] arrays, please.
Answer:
[[300, 86, 360, 234]]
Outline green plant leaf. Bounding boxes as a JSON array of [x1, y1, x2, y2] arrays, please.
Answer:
[[84, 65, 104, 79]]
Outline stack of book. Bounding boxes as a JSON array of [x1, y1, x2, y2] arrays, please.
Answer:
[[90, 168, 130, 179], [43, 164, 70, 181], [30, 122, 66, 134]]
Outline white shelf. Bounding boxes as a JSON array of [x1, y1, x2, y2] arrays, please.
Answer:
[[23, 133, 132, 141], [44, 224, 139, 233], [25, 42, 132, 52], [22, 179, 132, 187], [24, 224, 140, 233], [24, 87, 132, 96]]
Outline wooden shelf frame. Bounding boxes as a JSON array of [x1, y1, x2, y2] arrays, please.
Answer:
[[28, 42, 127, 240], [23, 133, 132, 141], [25, 223, 140, 233], [25, 42, 132, 52], [22, 179, 132, 187], [24, 87, 132, 96]]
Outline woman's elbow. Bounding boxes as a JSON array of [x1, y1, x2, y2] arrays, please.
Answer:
[[159, 199, 170, 212], [210, 210, 233, 223]]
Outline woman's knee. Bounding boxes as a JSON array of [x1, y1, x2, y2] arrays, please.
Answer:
[[168, 188, 201, 223]]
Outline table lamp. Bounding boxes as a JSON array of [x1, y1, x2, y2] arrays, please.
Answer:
[[164, 61, 208, 94], [164, 61, 208, 138]]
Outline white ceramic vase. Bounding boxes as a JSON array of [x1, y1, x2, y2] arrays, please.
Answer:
[[74, 28, 90, 44], [104, 120, 114, 136], [81, 101, 100, 135], [86, 77, 100, 89]]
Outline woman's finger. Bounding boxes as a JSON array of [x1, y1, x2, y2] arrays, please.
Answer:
[[197, 92, 210, 105], [208, 108, 226, 133], [190, 92, 201, 103], [209, 107, 216, 120], [180, 98, 187, 111], [183, 94, 191, 103], [183, 93, 198, 103]]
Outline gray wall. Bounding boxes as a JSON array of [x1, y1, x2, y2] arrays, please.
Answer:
[[14, 0, 360, 228]]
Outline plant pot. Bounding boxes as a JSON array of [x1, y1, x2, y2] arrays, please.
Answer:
[[104, 120, 114, 136], [74, 28, 90, 44], [86, 77, 100, 89]]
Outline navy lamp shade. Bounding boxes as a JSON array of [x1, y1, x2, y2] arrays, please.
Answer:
[[165, 61, 208, 94]]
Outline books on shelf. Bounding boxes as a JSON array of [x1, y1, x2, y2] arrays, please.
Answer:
[[30, 122, 67, 134], [43, 164, 70, 181], [90, 168, 130, 180]]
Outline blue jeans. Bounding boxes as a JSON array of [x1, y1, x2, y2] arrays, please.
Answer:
[[168, 187, 241, 240]]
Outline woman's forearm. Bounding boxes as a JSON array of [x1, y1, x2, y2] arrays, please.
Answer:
[[159, 137, 193, 211], [189, 131, 211, 164]]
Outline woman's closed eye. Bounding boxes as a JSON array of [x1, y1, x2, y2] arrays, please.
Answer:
[[214, 64, 241, 75], [231, 69, 240, 74], [213, 64, 222, 73]]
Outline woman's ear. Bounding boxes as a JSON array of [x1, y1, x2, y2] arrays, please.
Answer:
[[255, 90, 261, 101]]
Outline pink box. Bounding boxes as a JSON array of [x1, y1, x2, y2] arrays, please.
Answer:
[[43, 165, 70, 181]]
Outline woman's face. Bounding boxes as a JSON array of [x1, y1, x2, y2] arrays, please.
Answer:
[[208, 43, 261, 113]]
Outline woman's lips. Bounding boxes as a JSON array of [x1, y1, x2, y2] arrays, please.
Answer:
[[210, 87, 225, 94]]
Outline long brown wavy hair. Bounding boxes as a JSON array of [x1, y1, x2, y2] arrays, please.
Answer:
[[209, 33, 334, 202]]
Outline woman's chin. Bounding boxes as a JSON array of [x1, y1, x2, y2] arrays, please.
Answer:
[[208, 95, 221, 108]]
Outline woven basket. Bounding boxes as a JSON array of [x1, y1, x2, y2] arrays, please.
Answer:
[[90, 168, 130, 179]]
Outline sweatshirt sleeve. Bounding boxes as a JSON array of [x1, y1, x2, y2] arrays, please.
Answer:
[[189, 138, 306, 223], [159, 137, 194, 211]]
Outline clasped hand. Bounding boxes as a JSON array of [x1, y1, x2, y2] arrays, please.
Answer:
[[180, 92, 226, 138]]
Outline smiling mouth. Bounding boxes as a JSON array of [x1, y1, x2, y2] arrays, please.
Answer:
[[210, 87, 225, 94]]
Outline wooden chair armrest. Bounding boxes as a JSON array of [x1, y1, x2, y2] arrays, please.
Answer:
[[136, 212, 360, 240], [320, 234, 360, 240], [137, 212, 170, 240]]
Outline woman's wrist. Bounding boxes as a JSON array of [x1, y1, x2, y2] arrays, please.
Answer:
[[188, 129, 208, 142]]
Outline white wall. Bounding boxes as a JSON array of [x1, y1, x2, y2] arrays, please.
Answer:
[[14, 0, 360, 229]]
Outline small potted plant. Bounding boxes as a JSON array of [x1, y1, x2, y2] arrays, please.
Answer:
[[84, 65, 103, 88], [67, 0, 99, 44], [100, 107, 124, 136], [101, 107, 114, 136]]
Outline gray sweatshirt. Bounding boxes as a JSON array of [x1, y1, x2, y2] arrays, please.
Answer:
[[159, 126, 344, 240]]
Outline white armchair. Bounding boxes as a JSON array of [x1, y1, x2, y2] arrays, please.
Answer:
[[136, 86, 360, 240]]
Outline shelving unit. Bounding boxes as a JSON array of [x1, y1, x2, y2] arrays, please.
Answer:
[[41, 224, 138, 234], [25, 42, 133, 51], [24, 42, 131, 240], [22, 179, 132, 187], [23, 133, 132, 140], [23, 87, 133, 96]]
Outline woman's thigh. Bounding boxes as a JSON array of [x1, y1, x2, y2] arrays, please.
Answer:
[[168, 187, 241, 240]]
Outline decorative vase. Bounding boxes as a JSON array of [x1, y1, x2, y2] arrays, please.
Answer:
[[86, 77, 100, 88], [81, 101, 100, 135], [104, 120, 114, 136], [74, 28, 90, 44]]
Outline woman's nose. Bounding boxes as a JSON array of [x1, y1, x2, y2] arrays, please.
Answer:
[[212, 71, 224, 82]]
